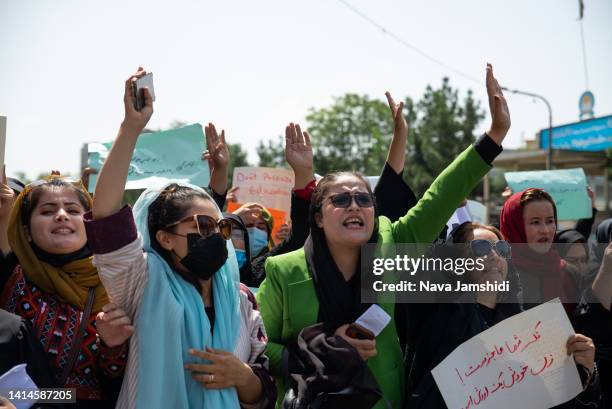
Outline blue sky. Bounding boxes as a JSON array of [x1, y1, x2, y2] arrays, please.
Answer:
[[1, 0, 611, 179]]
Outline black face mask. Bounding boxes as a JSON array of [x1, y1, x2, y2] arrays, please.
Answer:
[[179, 233, 228, 280]]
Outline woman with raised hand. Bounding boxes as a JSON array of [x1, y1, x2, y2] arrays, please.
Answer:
[[257, 64, 510, 409], [0, 168, 129, 407], [85, 67, 275, 409]]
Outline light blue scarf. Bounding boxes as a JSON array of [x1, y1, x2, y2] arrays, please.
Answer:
[[132, 182, 241, 409]]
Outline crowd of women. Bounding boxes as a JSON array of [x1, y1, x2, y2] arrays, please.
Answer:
[[0, 64, 611, 409]]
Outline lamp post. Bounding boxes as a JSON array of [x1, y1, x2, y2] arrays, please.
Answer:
[[501, 87, 554, 170]]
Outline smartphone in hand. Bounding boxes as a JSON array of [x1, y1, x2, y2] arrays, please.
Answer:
[[133, 72, 155, 111], [346, 323, 375, 340], [346, 304, 391, 340]]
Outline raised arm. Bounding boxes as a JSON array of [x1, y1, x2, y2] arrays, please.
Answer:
[[92, 67, 153, 220], [392, 63, 510, 244], [376, 92, 418, 222], [384, 92, 408, 174], [0, 168, 15, 256], [250, 124, 315, 270], [285, 123, 315, 190], [203, 122, 230, 199]]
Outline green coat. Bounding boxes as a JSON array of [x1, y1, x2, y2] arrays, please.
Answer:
[[257, 145, 491, 409]]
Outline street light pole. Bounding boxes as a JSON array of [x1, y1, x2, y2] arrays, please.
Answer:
[[501, 87, 554, 170]]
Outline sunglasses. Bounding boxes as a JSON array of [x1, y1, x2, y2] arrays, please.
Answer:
[[470, 239, 512, 259], [165, 214, 232, 240], [325, 192, 374, 209]]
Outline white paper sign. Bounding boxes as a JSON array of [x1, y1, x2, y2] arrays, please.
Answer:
[[232, 167, 295, 215], [0, 364, 38, 409], [0, 116, 6, 171], [431, 300, 582, 409], [355, 304, 391, 337]]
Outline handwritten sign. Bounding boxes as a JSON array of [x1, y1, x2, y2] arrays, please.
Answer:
[[87, 124, 209, 192], [226, 202, 287, 245], [231, 167, 294, 216], [431, 300, 582, 409], [504, 168, 591, 220]]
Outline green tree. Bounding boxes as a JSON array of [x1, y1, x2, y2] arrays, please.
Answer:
[[255, 94, 392, 175], [407, 78, 485, 196], [255, 80, 485, 197], [306, 94, 392, 175], [256, 136, 286, 168], [228, 143, 250, 183]]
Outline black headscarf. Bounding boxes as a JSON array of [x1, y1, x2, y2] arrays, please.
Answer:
[[225, 214, 254, 285], [304, 198, 377, 330], [592, 218, 612, 263], [555, 229, 587, 259]]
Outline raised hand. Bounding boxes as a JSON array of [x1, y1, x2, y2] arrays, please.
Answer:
[[385, 91, 408, 141], [587, 186, 596, 209], [485, 63, 511, 145], [93, 68, 154, 219], [0, 167, 15, 221], [122, 67, 154, 135], [96, 303, 135, 347], [203, 123, 230, 171], [285, 123, 314, 189], [384, 92, 409, 173], [202, 122, 230, 196], [0, 167, 15, 255]]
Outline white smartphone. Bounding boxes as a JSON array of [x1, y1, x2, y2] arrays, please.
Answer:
[[133, 72, 155, 111], [348, 304, 391, 339]]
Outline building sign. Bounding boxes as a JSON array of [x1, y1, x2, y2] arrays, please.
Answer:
[[539, 114, 612, 151]]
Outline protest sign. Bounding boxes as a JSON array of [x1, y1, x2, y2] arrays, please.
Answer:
[[466, 200, 487, 224], [431, 300, 582, 409], [87, 124, 209, 192], [231, 167, 294, 216], [226, 201, 287, 245], [0, 116, 6, 172], [504, 168, 591, 220]]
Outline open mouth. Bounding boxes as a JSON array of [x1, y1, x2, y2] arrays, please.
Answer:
[[342, 216, 364, 229], [537, 237, 550, 243], [52, 227, 75, 235]]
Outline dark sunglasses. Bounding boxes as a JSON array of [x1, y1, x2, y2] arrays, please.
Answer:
[[470, 239, 512, 259], [165, 214, 232, 240], [326, 192, 374, 208]]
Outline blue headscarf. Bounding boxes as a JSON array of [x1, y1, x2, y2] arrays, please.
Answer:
[[132, 181, 241, 409]]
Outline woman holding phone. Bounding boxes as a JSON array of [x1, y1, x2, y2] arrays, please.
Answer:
[[257, 64, 511, 409], [85, 68, 275, 409]]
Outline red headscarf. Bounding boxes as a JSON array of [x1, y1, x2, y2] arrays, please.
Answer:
[[500, 189, 576, 305]]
